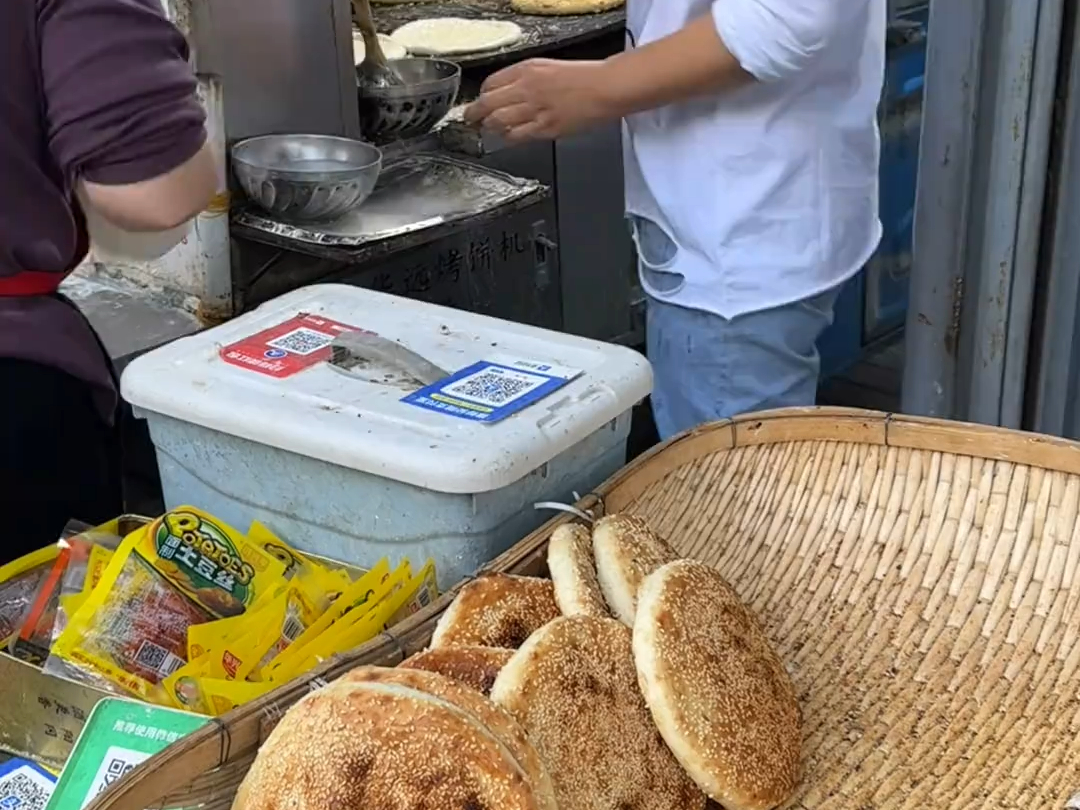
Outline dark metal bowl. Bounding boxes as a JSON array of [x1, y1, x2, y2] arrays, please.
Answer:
[[356, 57, 462, 143], [232, 134, 382, 222]]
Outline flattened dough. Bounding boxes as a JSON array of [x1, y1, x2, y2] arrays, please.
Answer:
[[510, 0, 623, 15], [352, 33, 408, 64], [390, 18, 524, 56]]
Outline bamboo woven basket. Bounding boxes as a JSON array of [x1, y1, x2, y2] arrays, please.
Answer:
[[86, 407, 1080, 810]]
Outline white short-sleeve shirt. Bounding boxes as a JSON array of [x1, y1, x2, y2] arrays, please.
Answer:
[[624, 0, 887, 318]]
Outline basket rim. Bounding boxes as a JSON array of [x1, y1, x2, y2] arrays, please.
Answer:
[[83, 406, 1080, 810]]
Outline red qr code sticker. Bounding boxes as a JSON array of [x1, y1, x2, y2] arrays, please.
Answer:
[[219, 313, 376, 378]]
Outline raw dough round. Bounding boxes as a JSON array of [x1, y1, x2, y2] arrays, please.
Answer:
[[510, 0, 623, 14], [352, 33, 408, 64], [389, 18, 524, 56]]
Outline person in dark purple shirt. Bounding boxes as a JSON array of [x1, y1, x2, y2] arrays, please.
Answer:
[[1, 0, 217, 561]]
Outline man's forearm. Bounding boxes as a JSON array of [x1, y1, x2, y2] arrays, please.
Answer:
[[596, 16, 752, 119]]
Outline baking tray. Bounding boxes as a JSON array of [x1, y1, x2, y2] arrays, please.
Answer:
[[233, 152, 545, 248], [365, 0, 625, 69]]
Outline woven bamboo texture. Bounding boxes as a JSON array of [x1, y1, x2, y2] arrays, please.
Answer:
[[86, 408, 1080, 810]]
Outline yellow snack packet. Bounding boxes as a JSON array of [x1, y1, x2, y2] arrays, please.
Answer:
[[167, 668, 277, 716], [166, 581, 315, 708], [260, 558, 391, 682], [384, 559, 438, 628], [187, 610, 251, 660], [284, 563, 426, 677], [58, 593, 87, 619], [177, 600, 277, 688], [162, 649, 220, 712], [51, 507, 287, 702], [203, 677, 276, 716], [201, 677, 276, 717], [248, 579, 329, 680], [81, 544, 115, 596], [248, 522, 352, 597], [266, 560, 408, 683], [185, 578, 289, 661]]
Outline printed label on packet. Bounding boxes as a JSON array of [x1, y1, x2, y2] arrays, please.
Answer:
[[401, 357, 583, 424], [219, 313, 376, 378]]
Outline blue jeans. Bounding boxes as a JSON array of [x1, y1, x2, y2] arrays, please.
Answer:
[[633, 218, 841, 440]]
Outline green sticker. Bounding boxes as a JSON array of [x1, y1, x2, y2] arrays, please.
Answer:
[[46, 698, 208, 810]]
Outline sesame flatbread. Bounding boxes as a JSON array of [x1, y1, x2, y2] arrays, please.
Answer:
[[340, 665, 556, 810], [634, 560, 802, 810], [400, 645, 513, 696], [491, 615, 705, 810], [233, 679, 539, 810], [592, 514, 678, 625], [548, 523, 610, 618], [431, 574, 560, 649]]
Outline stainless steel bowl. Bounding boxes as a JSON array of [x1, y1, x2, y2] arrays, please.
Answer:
[[231, 134, 382, 222], [357, 57, 461, 143]]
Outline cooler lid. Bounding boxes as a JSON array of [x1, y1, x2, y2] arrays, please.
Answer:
[[121, 285, 652, 494]]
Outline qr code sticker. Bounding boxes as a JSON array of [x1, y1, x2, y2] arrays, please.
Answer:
[[0, 769, 55, 810], [442, 366, 547, 408], [134, 640, 185, 678], [87, 747, 150, 806], [267, 327, 335, 356]]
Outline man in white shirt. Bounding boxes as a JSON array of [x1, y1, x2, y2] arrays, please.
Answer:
[[465, 0, 885, 439]]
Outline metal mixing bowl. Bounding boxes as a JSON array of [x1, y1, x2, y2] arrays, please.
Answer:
[[356, 57, 461, 143], [231, 134, 382, 222]]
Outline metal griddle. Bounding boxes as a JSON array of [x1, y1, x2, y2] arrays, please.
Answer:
[[366, 0, 625, 69]]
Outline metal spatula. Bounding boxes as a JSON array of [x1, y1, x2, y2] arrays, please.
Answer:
[[352, 0, 404, 88]]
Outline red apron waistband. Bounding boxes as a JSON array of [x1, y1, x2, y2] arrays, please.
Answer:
[[0, 271, 66, 297]]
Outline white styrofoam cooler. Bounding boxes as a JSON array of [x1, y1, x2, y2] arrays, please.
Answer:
[[121, 285, 652, 589]]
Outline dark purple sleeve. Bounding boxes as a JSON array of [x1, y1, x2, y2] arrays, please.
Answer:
[[38, 0, 207, 186]]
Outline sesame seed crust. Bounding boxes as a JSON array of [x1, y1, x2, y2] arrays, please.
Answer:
[[232, 680, 540, 810], [431, 574, 561, 649], [633, 560, 802, 810], [339, 666, 557, 810], [592, 514, 679, 626], [548, 523, 611, 618], [491, 615, 706, 810], [400, 645, 514, 696]]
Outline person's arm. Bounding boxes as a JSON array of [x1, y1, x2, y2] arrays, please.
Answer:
[[39, 0, 216, 232], [465, 0, 859, 140], [598, 0, 850, 117]]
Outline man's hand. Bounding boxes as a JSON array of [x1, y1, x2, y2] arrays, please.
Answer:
[[464, 59, 618, 142], [465, 16, 753, 142]]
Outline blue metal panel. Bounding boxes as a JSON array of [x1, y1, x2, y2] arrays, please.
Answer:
[[818, 6, 928, 379]]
